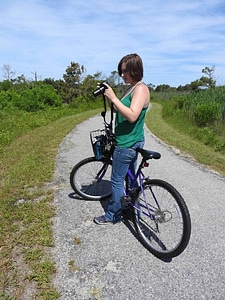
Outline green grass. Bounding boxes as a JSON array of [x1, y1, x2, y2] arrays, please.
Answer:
[[146, 102, 225, 176], [1, 101, 225, 299], [0, 107, 101, 299]]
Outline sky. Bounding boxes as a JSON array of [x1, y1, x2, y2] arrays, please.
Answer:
[[1, 0, 225, 87]]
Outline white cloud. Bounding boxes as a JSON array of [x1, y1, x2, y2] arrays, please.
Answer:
[[0, 0, 225, 86]]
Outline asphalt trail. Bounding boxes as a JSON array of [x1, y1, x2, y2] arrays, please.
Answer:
[[52, 112, 225, 300]]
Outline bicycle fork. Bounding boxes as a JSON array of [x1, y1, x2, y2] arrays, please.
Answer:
[[95, 162, 110, 182], [121, 172, 155, 220], [121, 176, 166, 233]]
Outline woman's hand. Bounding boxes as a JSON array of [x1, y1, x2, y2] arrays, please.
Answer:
[[102, 83, 117, 103]]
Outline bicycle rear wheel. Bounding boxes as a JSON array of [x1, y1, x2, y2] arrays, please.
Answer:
[[70, 157, 112, 200], [133, 179, 191, 259]]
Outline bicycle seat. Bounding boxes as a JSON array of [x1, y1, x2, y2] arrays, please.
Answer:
[[136, 148, 161, 160]]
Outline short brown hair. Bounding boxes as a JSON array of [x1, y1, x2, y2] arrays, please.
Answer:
[[118, 53, 143, 81]]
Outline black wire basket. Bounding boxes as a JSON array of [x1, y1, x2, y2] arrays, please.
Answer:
[[90, 129, 106, 159]]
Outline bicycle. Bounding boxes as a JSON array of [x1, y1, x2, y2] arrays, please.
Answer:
[[70, 91, 191, 259]]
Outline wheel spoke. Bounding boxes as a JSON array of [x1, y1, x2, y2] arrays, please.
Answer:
[[70, 157, 112, 200], [133, 179, 191, 259]]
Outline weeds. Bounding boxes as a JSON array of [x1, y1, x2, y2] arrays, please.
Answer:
[[182, 86, 225, 125]]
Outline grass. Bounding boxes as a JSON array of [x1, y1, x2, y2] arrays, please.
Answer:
[[0, 108, 101, 299], [146, 102, 225, 176], [1, 101, 225, 299]]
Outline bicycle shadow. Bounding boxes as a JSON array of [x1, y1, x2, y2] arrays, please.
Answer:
[[122, 216, 172, 263], [68, 192, 110, 209], [68, 192, 111, 214], [68, 192, 172, 262]]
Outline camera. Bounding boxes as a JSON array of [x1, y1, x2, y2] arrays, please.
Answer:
[[93, 81, 108, 97]]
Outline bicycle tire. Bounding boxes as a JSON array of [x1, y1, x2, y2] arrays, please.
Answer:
[[133, 179, 191, 259], [70, 157, 112, 200]]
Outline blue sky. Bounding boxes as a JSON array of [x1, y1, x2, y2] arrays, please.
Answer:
[[1, 0, 225, 87]]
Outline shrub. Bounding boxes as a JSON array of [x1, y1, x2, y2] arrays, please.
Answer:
[[193, 102, 219, 126], [17, 84, 62, 112], [0, 90, 18, 109], [0, 83, 62, 112]]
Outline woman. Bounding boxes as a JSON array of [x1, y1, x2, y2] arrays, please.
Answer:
[[94, 53, 150, 224]]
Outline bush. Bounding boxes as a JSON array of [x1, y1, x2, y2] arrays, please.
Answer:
[[0, 90, 18, 109], [174, 96, 185, 110], [17, 84, 62, 111], [0, 83, 62, 112], [193, 102, 219, 126]]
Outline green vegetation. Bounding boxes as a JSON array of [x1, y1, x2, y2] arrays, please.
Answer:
[[1, 61, 224, 298], [1, 62, 127, 111], [0, 105, 101, 299], [147, 86, 225, 176]]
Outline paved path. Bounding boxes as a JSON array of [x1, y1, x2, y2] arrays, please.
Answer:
[[52, 113, 225, 300]]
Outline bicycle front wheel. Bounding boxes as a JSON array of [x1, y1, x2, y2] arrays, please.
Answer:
[[70, 157, 112, 200], [133, 179, 191, 259]]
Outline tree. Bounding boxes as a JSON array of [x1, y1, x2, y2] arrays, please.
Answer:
[[177, 84, 191, 92], [2, 64, 16, 81], [202, 66, 216, 88], [80, 74, 99, 101], [155, 84, 171, 92], [106, 70, 126, 97], [107, 71, 122, 86], [62, 62, 86, 103], [63, 62, 85, 85], [31, 71, 38, 82], [14, 74, 28, 84], [147, 83, 156, 91]]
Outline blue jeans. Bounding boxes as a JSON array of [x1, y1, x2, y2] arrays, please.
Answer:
[[105, 140, 144, 223]]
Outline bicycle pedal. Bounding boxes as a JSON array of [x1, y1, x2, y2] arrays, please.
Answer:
[[121, 195, 132, 208]]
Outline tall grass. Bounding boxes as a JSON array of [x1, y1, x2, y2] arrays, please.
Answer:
[[151, 86, 225, 157], [182, 86, 225, 125], [146, 102, 225, 176]]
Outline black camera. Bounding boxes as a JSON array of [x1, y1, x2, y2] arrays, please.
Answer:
[[93, 81, 108, 97]]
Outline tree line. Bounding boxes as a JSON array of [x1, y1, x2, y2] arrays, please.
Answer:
[[0, 62, 218, 112]]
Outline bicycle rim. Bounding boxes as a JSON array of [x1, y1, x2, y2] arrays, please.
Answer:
[[133, 179, 191, 259], [70, 157, 112, 200]]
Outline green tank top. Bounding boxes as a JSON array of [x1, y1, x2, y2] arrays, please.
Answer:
[[115, 82, 148, 148]]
